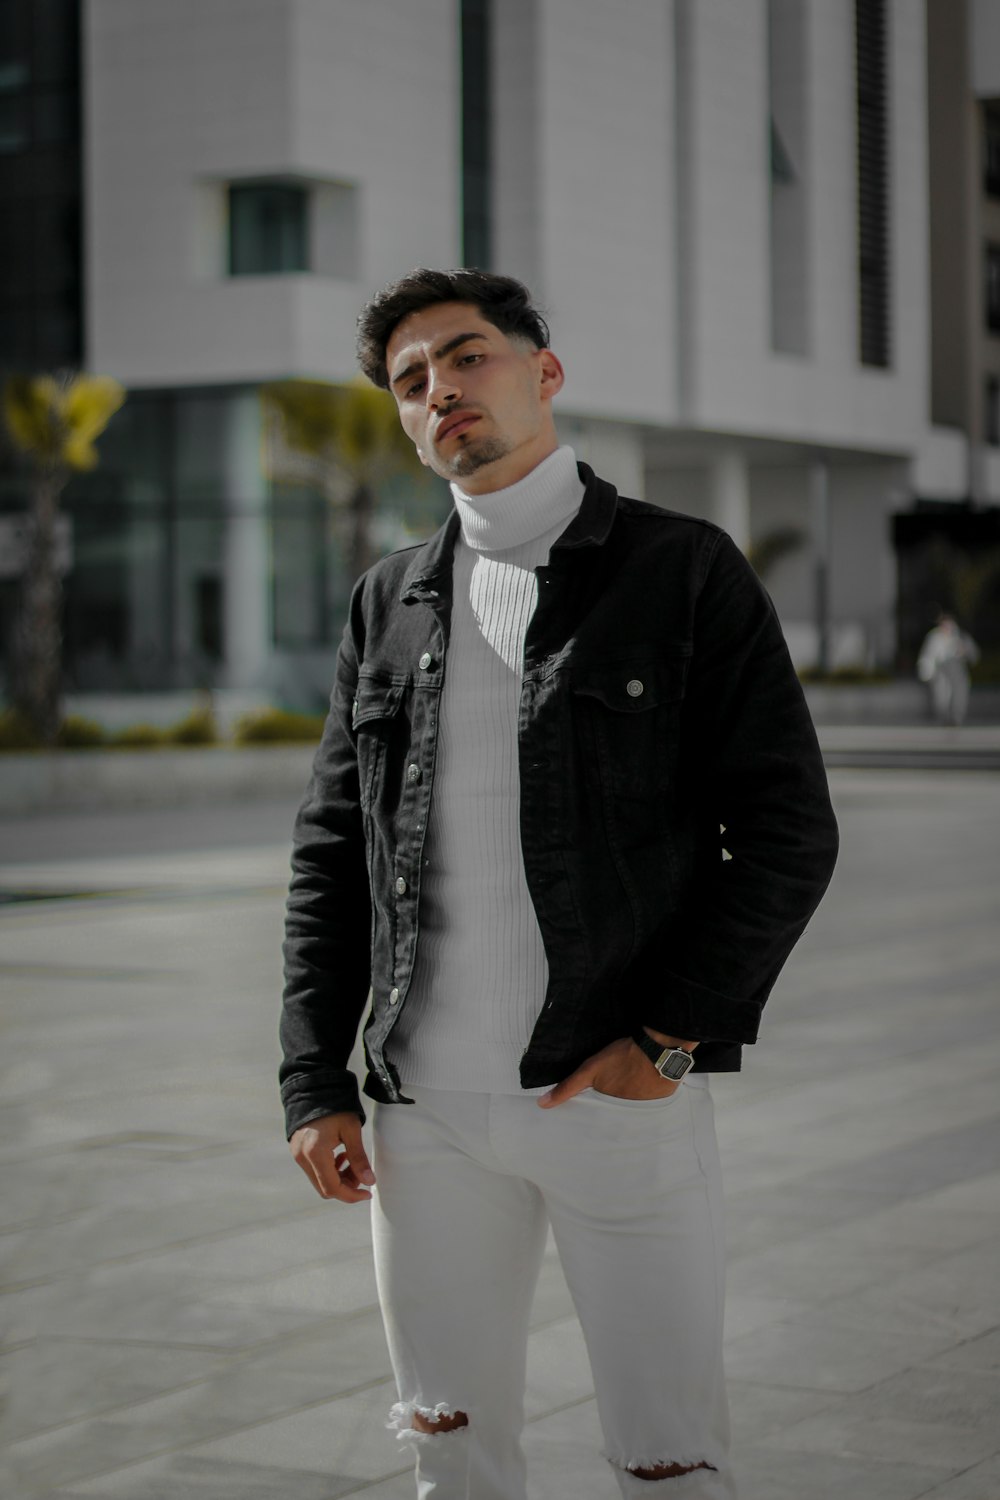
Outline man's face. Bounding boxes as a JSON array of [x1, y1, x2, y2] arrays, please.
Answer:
[[384, 302, 563, 493]]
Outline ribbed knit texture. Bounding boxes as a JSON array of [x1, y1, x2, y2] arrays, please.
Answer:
[[392, 446, 585, 1092]]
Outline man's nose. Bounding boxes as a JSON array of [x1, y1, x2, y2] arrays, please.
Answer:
[[426, 367, 460, 409]]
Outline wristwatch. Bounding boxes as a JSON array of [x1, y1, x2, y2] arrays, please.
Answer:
[[631, 1030, 696, 1082]]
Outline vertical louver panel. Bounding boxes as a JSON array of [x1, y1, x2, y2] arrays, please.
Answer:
[[856, 0, 891, 368], [461, 0, 492, 270]]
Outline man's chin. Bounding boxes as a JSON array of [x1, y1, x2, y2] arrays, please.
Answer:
[[443, 436, 510, 478]]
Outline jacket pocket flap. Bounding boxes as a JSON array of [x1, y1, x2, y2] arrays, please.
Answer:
[[571, 657, 689, 712]]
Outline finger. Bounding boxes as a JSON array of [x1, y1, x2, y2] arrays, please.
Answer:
[[538, 1068, 593, 1108], [339, 1120, 376, 1188]]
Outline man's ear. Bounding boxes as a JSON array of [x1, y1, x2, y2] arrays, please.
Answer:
[[537, 349, 565, 403]]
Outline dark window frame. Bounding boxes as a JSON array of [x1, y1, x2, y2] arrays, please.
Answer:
[[855, 0, 891, 369]]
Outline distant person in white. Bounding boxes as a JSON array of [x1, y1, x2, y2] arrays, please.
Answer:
[[917, 611, 980, 726]]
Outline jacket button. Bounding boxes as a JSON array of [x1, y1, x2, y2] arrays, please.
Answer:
[[419, 652, 433, 670], [395, 876, 408, 896], [626, 679, 644, 697], [406, 763, 421, 783], [388, 987, 399, 1005]]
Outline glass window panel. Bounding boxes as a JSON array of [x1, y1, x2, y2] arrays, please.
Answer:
[[0, 89, 28, 150], [228, 183, 309, 276], [0, 0, 29, 71], [33, 85, 77, 143], [32, 0, 78, 84], [271, 490, 330, 647]]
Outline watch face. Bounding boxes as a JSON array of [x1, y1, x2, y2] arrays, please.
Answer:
[[658, 1049, 694, 1081]]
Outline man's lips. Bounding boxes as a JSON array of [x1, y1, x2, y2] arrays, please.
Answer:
[[435, 412, 480, 443]]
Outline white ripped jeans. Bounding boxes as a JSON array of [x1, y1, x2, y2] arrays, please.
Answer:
[[371, 1079, 737, 1499]]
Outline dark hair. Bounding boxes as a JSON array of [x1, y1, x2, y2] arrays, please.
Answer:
[[356, 268, 550, 389]]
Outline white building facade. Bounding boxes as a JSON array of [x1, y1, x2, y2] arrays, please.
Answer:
[[20, 0, 996, 703]]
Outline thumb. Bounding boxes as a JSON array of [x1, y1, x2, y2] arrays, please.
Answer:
[[538, 1065, 593, 1109]]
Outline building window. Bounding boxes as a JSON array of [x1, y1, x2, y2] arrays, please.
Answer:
[[461, 0, 492, 269], [985, 107, 1000, 199], [0, 0, 82, 373], [768, 0, 810, 356], [987, 245, 1000, 334], [985, 376, 1000, 446], [228, 182, 309, 276], [855, 0, 891, 368]]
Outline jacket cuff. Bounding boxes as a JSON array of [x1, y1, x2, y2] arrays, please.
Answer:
[[641, 971, 763, 1045], [281, 1070, 366, 1139]]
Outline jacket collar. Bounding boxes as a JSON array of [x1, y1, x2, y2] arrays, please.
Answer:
[[399, 462, 617, 603]]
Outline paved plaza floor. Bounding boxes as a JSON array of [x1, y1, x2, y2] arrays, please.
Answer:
[[1, 769, 999, 1500]]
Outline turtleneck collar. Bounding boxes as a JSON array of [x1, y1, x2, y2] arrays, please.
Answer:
[[450, 446, 584, 553]]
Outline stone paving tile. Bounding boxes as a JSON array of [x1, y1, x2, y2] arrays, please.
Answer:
[[722, 1292, 812, 1341], [926, 1325, 1000, 1374], [0, 1339, 228, 1444], [171, 1381, 399, 1477], [722, 1316, 967, 1394], [758, 1366, 1000, 1470], [521, 1398, 620, 1499], [732, 1444, 952, 1500], [46, 1453, 368, 1499], [725, 1379, 839, 1444], [524, 1317, 599, 1419], [914, 1455, 1000, 1499], [208, 1247, 379, 1316], [2, 1265, 324, 1350]]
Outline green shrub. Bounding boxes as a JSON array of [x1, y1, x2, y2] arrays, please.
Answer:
[[57, 715, 106, 748], [0, 708, 39, 750], [232, 707, 326, 744], [167, 705, 217, 745], [798, 666, 892, 685], [110, 723, 169, 748]]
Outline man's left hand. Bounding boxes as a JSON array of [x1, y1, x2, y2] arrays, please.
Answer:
[[538, 1033, 697, 1108]]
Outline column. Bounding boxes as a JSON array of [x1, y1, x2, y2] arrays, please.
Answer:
[[707, 450, 750, 552]]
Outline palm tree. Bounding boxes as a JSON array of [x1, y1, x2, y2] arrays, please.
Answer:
[[2, 372, 126, 743], [260, 377, 424, 583]]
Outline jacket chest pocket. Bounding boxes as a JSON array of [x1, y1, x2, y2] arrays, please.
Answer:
[[352, 680, 406, 811], [570, 655, 689, 801]]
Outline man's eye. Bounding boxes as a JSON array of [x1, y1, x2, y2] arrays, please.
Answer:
[[459, 353, 481, 366], [406, 381, 425, 398]]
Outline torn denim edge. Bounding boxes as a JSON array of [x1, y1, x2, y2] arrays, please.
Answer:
[[387, 1399, 469, 1442], [603, 1444, 721, 1477]]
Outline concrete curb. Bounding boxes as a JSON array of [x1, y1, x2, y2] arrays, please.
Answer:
[[0, 745, 317, 814]]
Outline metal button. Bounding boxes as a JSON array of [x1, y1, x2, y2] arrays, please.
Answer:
[[626, 679, 644, 698], [395, 876, 408, 896], [406, 763, 421, 783], [419, 652, 433, 670], [388, 987, 399, 1006]]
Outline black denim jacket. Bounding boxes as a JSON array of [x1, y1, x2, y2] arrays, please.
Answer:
[[280, 466, 839, 1136]]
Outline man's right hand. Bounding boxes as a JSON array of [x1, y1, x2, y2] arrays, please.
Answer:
[[289, 1113, 375, 1203]]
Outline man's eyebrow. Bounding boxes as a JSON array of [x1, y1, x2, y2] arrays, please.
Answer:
[[389, 332, 488, 390]]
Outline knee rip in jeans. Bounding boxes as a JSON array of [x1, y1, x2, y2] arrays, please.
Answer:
[[617, 1457, 717, 1482], [387, 1401, 469, 1441]]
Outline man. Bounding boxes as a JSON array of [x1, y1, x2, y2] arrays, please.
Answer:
[[280, 269, 839, 1499], [917, 609, 980, 726]]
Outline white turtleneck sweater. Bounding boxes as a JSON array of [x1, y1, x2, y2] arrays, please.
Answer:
[[390, 445, 585, 1093]]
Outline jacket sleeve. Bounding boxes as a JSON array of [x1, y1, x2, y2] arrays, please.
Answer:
[[279, 592, 372, 1137], [641, 529, 839, 1044]]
